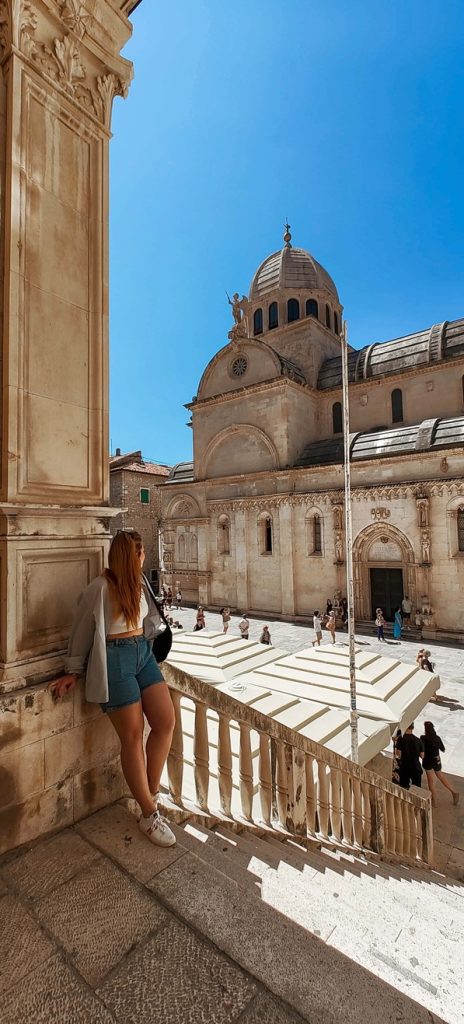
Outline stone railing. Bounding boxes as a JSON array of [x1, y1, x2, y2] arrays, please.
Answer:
[[163, 665, 434, 868]]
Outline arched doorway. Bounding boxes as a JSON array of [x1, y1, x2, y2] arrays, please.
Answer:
[[353, 524, 416, 622]]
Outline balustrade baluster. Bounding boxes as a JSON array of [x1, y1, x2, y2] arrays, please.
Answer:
[[217, 713, 233, 817], [193, 701, 210, 811], [330, 768, 342, 841], [402, 800, 411, 858], [422, 801, 433, 865], [370, 787, 385, 854], [305, 754, 317, 835], [361, 781, 371, 847], [408, 802, 418, 860], [275, 741, 288, 828], [167, 689, 184, 805], [239, 723, 254, 820], [352, 777, 363, 846], [289, 745, 307, 837], [258, 732, 272, 825], [393, 796, 404, 856], [384, 793, 395, 853], [317, 760, 330, 838], [340, 773, 353, 844]]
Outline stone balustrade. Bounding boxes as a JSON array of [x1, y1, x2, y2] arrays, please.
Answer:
[[163, 664, 434, 868]]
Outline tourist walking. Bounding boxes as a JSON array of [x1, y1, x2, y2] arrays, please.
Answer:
[[401, 595, 412, 629], [312, 610, 322, 647], [326, 598, 333, 616], [395, 723, 424, 789], [421, 721, 459, 806], [221, 607, 231, 633], [393, 606, 402, 640], [340, 597, 348, 628], [194, 606, 206, 630], [416, 648, 434, 672], [375, 607, 386, 641], [166, 587, 172, 609], [50, 531, 176, 847], [239, 614, 249, 640], [175, 589, 182, 609], [260, 625, 271, 645], [326, 610, 336, 644]]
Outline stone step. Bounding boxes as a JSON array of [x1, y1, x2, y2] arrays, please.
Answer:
[[168, 816, 462, 1023], [147, 834, 448, 1024]]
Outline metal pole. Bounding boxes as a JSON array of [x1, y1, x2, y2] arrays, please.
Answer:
[[341, 321, 359, 762]]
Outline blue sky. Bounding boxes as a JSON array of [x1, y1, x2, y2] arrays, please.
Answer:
[[109, 0, 464, 466]]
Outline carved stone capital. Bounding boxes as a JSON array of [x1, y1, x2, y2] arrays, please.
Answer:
[[0, 0, 133, 129]]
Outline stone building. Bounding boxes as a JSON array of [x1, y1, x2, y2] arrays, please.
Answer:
[[109, 449, 170, 584], [160, 228, 464, 639]]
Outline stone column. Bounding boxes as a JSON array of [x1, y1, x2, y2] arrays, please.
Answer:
[[234, 508, 248, 611], [0, 0, 135, 853], [278, 502, 295, 616], [196, 520, 209, 606]]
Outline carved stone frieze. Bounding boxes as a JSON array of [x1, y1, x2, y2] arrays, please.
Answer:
[[206, 493, 334, 515], [370, 507, 390, 520], [59, 0, 89, 39]]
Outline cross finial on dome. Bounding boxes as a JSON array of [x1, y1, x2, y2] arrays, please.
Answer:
[[283, 221, 292, 248]]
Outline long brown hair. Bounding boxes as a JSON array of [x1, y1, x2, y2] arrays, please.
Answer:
[[423, 721, 436, 738], [104, 531, 143, 629]]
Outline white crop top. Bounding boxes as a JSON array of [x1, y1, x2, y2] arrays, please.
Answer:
[[108, 591, 149, 635]]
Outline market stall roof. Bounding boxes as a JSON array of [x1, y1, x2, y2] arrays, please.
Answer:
[[237, 645, 439, 734], [167, 630, 285, 684]]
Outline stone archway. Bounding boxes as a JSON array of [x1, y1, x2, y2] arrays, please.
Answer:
[[352, 523, 417, 621]]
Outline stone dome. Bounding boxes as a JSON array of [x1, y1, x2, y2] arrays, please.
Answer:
[[249, 238, 339, 303]]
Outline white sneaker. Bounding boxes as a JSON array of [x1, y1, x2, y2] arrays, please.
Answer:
[[139, 811, 176, 847]]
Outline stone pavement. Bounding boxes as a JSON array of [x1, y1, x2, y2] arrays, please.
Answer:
[[0, 803, 452, 1024]]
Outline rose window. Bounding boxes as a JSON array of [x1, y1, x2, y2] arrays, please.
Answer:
[[231, 355, 248, 377]]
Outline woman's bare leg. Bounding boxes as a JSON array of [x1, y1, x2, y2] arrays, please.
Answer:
[[435, 770, 458, 797], [107, 702, 153, 817], [142, 683, 176, 802], [425, 770, 437, 806]]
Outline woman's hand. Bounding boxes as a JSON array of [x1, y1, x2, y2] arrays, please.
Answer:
[[48, 674, 77, 700]]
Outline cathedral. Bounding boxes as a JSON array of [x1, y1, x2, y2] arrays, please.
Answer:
[[159, 229, 464, 639]]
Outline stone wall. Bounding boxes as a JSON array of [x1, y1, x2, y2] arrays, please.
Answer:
[[110, 467, 164, 577]]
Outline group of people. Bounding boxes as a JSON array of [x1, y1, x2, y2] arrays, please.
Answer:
[[159, 586, 182, 612], [312, 599, 348, 647], [375, 595, 414, 641], [392, 721, 459, 807]]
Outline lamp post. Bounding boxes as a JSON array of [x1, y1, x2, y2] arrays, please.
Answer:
[[341, 321, 359, 763]]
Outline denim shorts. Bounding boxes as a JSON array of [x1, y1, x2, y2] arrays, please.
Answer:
[[101, 635, 164, 712]]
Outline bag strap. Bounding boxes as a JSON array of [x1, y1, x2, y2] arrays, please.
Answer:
[[143, 573, 169, 626]]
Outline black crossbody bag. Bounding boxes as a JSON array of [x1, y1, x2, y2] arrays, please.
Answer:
[[143, 574, 173, 664]]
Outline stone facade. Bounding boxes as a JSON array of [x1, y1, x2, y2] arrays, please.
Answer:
[[0, 0, 139, 853], [109, 450, 170, 582], [160, 233, 464, 638]]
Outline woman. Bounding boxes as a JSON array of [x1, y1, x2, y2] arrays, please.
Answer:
[[50, 532, 176, 848], [221, 607, 231, 634], [260, 625, 271, 645], [393, 606, 402, 640], [326, 610, 336, 644], [326, 599, 333, 616], [194, 606, 206, 630], [375, 607, 386, 641], [421, 721, 459, 806]]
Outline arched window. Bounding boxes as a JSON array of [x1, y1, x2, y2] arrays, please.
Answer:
[[190, 533, 198, 562], [334, 311, 339, 335], [258, 513, 273, 554], [391, 388, 403, 423], [458, 509, 464, 552], [178, 534, 185, 561], [268, 302, 278, 330], [332, 401, 343, 434], [325, 304, 331, 329], [217, 514, 230, 555], [306, 298, 318, 319], [253, 308, 263, 335], [287, 298, 300, 323], [306, 513, 322, 555]]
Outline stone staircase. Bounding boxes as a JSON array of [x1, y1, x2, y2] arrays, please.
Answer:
[[151, 799, 463, 1024]]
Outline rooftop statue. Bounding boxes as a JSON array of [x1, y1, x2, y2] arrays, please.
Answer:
[[227, 291, 249, 342]]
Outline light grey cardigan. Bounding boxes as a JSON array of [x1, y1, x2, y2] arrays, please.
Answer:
[[64, 575, 163, 703]]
